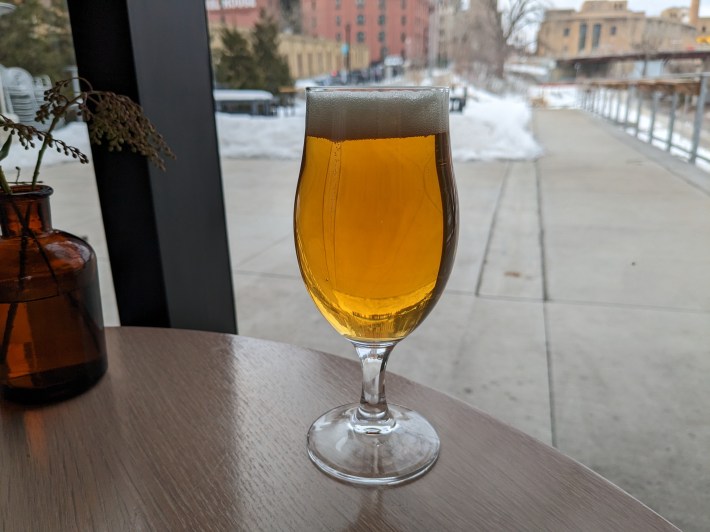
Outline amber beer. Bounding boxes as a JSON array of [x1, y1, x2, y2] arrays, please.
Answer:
[[295, 88, 458, 343]]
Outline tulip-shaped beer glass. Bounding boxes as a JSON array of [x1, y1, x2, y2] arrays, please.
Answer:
[[294, 87, 458, 485]]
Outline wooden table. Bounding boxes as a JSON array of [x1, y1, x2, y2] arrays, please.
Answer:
[[0, 327, 678, 531]]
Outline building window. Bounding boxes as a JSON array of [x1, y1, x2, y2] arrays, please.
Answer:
[[379, 15, 385, 25], [380, 46, 388, 59], [357, 14, 365, 25], [401, 16, 406, 25], [578, 23, 587, 51], [336, 0, 340, 8], [610, 25, 617, 35], [592, 23, 601, 48], [563, 27, 570, 37], [401, 0, 406, 8], [401, 32, 406, 43], [379, 0, 386, 8], [379, 31, 385, 42], [336, 32, 341, 41], [336, 15, 341, 26], [357, 31, 365, 42], [356, 0, 364, 7]]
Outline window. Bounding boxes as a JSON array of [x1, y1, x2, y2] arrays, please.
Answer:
[[592, 23, 601, 48], [401, 16, 406, 25], [379, 15, 385, 25], [336, 15, 340, 26], [578, 23, 587, 51], [378, 31, 385, 42], [357, 31, 365, 42], [336, 32, 341, 41], [401, 32, 406, 43], [610, 25, 617, 35], [336, 0, 341, 8], [356, 0, 364, 7], [563, 27, 570, 37], [357, 14, 364, 25], [379, 0, 386, 8], [401, 0, 406, 8]]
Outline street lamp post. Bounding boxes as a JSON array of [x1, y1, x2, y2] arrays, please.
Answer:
[[345, 23, 351, 83]]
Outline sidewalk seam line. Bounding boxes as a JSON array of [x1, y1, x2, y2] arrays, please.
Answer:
[[533, 113, 557, 448], [474, 161, 510, 297]]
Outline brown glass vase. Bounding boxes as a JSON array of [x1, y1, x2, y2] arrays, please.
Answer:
[[0, 185, 107, 404]]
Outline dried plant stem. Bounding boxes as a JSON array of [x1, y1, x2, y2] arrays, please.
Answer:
[[31, 114, 64, 188]]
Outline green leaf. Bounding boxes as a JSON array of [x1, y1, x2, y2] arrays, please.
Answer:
[[0, 134, 12, 162]]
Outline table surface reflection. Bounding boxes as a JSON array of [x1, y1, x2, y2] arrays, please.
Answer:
[[0, 327, 678, 531]]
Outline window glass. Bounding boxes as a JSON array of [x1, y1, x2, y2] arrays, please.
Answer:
[[0, 0, 119, 325], [578, 23, 587, 50], [592, 23, 601, 49]]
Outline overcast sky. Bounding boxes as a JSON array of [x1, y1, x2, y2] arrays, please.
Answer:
[[545, 0, 710, 17]]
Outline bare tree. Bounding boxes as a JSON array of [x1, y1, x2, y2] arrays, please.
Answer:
[[454, 0, 547, 80], [500, 0, 549, 51]]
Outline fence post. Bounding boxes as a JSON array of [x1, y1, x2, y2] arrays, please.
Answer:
[[690, 73, 708, 164], [615, 88, 622, 124], [607, 89, 614, 118], [649, 91, 659, 144], [635, 89, 643, 138], [624, 86, 633, 128], [667, 91, 678, 152]]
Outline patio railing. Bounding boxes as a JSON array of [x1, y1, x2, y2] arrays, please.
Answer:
[[580, 74, 710, 166]]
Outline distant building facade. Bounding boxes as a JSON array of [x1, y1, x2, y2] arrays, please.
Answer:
[[280, 34, 369, 79], [300, 0, 431, 66], [537, 1, 697, 59], [206, 0, 369, 81], [205, 0, 280, 28]]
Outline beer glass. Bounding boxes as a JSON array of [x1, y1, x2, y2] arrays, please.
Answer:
[[294, 87, 458, 485]]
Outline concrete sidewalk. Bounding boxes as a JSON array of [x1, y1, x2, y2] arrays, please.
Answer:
[[45, 109, 709, 531]]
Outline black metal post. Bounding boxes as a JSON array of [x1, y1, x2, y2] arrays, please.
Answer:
[[66, 0, 237, 334]]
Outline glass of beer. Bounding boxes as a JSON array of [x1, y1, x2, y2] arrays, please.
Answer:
[[294, 87, 458, 485]]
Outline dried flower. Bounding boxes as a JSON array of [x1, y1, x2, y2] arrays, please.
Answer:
[[0, 77, 174, 192]]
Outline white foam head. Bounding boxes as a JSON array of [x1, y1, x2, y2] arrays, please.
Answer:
[[305, 87, 449, 141]]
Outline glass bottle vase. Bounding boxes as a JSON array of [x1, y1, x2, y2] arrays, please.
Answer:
[[0, 185, 107, 403]]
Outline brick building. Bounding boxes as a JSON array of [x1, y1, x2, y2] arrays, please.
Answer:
[[300, 0, 431, 67], [205, 0, 280, 28], [205, 0, 370, 80]]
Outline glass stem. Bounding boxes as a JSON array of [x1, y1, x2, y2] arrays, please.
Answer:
[[352, 341, 396, 422]]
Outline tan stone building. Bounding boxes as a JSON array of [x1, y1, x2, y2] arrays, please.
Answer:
[[278, 34, 369, 79], [537, 1, 697, 59], [208, 24, 369, 82]]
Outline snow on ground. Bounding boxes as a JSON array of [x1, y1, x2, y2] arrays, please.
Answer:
[[528, 84, 580, 109], [2, 86, 543, 173]]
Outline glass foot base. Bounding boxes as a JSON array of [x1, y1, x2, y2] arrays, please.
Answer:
[[306, 403, 440, 486]]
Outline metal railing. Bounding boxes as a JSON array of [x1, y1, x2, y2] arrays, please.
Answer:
[[580, 74, 710, 165]]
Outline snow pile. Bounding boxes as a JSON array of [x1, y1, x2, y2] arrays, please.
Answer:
[[451, 88, 542, 161], [2, 85, 544, 171]]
